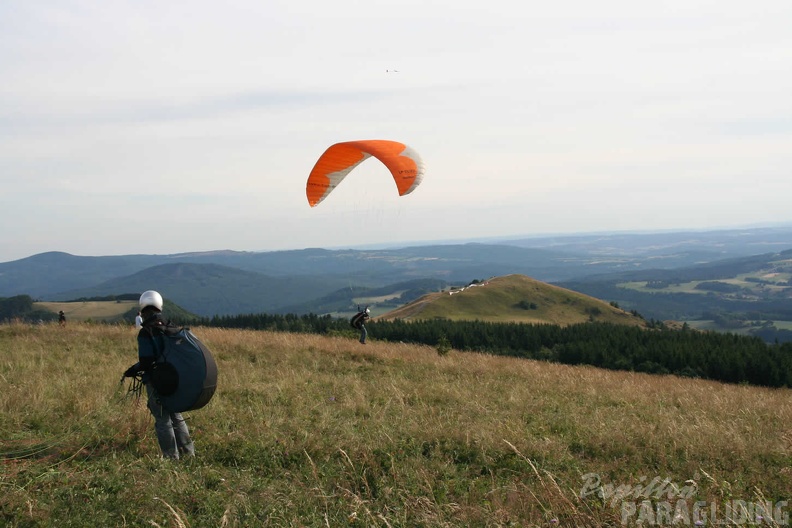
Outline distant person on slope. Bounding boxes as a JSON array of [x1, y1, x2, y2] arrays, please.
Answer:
[[123, 290, 195, 459], [135, 311, 143, 329], [58, 311, 66, 326], [350, 307, 370, 344]]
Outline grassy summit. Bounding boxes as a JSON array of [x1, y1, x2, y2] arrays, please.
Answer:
[[379, 274, 648, 327]]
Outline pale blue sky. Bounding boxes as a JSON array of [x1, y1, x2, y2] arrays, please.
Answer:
[[2, 0, 791, 262]]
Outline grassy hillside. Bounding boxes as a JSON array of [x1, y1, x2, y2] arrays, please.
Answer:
[[34, 300, 138, 322], [278, 278, 451, 318], [380, 274, 648, 327], [33, 298, 201, 325], [2, 322, 788, 526], [31, 274, 647, 329]]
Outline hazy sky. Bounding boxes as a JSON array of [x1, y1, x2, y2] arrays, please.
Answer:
[[2, 0, 791, 262]]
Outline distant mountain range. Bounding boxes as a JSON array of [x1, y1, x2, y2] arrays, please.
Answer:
[[2, 226, 792, 321]]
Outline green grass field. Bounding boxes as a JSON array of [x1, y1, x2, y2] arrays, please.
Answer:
[[687, 319, 792, 334], [1, 322, 790, 526], [34, 300, 137, 322], [619, 268, 792, 297]]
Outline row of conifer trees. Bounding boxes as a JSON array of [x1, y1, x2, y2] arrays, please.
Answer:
[[205, 313, 792, 388], [3, 294, 788, 387]]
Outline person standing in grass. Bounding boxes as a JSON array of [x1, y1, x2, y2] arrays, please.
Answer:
[[135, 311, 143, 329], [351, 307, 370, 344], [58, 311, 66, 326], [123, 290, 195, 459]]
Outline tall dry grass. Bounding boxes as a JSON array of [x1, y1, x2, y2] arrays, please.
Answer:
[[1, 321, 790, 526]]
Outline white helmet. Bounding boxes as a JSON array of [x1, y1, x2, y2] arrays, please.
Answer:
[[365, 308, 370, 314], [139, 290, 163, 311]]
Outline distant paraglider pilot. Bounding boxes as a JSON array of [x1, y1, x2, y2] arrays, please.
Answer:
[[350, 307, 370, 345], [124, 290, 195, 459], [58, 311, 66, 326]]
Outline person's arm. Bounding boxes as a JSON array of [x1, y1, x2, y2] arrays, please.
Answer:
[[136, 331, 157, 371], [124, 330, 157, 376]]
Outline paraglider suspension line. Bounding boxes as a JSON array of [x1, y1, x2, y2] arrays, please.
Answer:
[[126, 375, 144, 401]]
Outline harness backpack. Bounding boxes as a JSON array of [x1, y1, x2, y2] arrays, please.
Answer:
[[148, 324, 218, 413], [350, 311, 367, 329]]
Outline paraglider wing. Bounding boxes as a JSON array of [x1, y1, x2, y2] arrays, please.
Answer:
[[306, 140, 424, 207]]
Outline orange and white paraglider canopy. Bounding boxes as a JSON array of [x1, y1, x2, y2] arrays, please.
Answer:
[[306, 140, 425, 207]]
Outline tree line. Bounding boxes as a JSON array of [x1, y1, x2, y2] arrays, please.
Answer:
[[205, 313, 792, 389], [0, 295, 57, 322], [4, 294, 789, 388]]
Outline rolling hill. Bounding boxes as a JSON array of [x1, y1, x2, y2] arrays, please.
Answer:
[[2, 227, 791, 330], [51, 262, 348, 317], [21, 275, 647, 329], [560, 248, 792, 339], [276, 278, 450, 318], [0, 244, 575, 299], [10, 227, 786, 301], [378, 274, 648, 327]]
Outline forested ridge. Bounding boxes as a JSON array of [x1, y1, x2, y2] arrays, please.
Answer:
[[206, 313, 792, 388]]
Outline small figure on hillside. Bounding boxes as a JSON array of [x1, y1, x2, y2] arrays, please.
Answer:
[[135, 311, 143, 329], [58, 311, 66, 326], [350, 306, 370, 344], [123, 290, 195, 459]]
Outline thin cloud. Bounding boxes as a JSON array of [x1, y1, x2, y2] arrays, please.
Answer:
[[1, 0, 791, 261]]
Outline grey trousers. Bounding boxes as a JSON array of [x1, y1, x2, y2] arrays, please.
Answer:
[[146, 383, 195, 459]]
